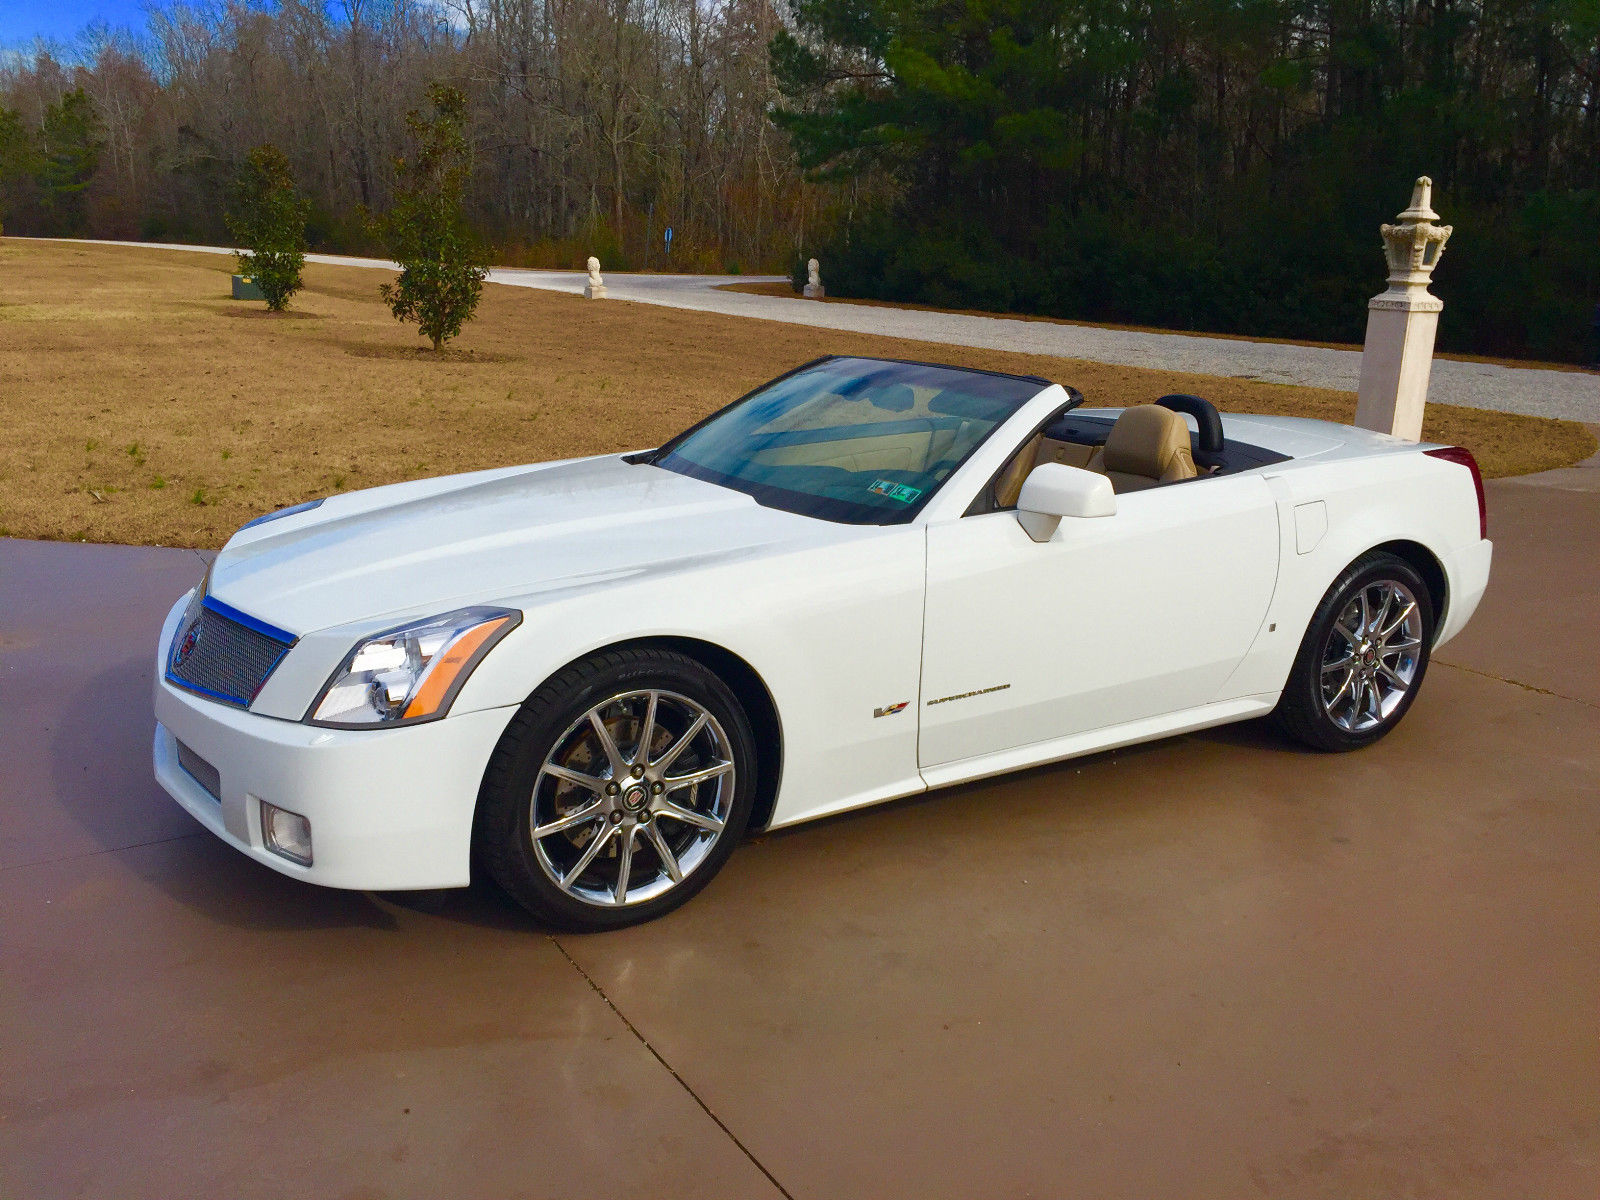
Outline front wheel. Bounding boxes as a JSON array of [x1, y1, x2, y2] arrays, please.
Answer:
[[1274, 551, 1435, 752], [475, 647, 758, 930]]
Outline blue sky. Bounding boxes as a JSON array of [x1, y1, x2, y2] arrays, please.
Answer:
[[0, 0, 150, 48]]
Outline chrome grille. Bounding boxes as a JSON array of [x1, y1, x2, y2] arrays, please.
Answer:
[[167, 601, 293, 707]]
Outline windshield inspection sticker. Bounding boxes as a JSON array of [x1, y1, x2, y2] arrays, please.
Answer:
[[868, 479, 923, 504]]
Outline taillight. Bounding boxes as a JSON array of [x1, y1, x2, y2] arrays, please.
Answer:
[[1425, 446, 1487, 540]]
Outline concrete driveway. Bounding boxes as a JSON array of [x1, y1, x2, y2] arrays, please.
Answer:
[[2, 467, 1597, 1199]]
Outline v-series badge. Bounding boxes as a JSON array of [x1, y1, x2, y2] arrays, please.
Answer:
[[873, 701, 910, 718]]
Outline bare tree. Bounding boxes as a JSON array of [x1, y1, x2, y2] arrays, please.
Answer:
[[2, 0, 836, 267]]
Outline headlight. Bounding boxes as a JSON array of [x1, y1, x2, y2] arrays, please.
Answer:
[[169, 561, 214, 666], [239, 498, 324, 532], [307, 606, 521, 727]]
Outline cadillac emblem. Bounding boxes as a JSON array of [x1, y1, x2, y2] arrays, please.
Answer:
[[174, 623, 201, 667]]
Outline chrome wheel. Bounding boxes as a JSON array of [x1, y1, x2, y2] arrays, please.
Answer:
[[529, 689, 735, 908], [1319, 579, 1425, 733]]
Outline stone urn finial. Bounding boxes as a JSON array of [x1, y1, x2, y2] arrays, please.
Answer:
[[584, 256, 607, 299], [1380, 176, 1451, 291], [803, 257, 824, 300], [1355, 176, 1453, 442]]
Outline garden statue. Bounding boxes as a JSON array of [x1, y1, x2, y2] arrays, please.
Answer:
[[803, 258, 825, 299]]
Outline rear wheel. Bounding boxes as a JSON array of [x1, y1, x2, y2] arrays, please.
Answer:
[[475, 647, 757, 930], [1274, 551, 1435, 752]]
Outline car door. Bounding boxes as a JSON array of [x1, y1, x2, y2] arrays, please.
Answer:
[[918, 473, 1280, 769]]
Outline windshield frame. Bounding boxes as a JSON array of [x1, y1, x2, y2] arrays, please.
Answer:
[[644, 356, 1052, 526]]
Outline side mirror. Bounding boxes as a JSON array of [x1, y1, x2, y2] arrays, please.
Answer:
[[1016, 463, 1116, 542]]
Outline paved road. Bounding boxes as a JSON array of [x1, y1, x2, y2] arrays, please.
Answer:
[[3, 453, 1597, 1198], [22, 237, 1600, 422]]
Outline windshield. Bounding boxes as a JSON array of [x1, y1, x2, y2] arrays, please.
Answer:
[[653, 357, 1045, 524]]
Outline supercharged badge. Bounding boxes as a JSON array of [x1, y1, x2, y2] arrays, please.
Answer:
[[927, 684, 1011, 706]]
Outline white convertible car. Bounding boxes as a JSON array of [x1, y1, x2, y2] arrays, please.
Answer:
[[154, 356, 1492, 928]]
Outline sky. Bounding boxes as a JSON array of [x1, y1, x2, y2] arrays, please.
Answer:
[[0, 0, 151, 48]]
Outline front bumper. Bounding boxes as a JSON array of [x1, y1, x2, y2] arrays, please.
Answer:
[[153, 604, 517, 891]]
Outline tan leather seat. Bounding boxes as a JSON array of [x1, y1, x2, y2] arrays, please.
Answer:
[[991, 403, 1200, 509], [1034, 437, 1100, 472], [1097, 404, 1197, 492]]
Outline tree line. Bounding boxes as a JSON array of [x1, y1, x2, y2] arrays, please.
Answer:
[[773, 0, 1600, 362], [0, 0, 848, 273], [2, 0, 1595, 361]]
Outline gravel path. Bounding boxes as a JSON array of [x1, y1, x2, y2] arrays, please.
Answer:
[[25, 238, 1598, 422]]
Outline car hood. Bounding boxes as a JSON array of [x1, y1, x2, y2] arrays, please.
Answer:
[[207, 455, 820, 635]]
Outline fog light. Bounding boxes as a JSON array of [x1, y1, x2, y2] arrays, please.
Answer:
[[261, 801, 313, 865]]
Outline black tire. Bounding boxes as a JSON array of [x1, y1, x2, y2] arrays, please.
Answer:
[[1273, 551, 1436, 752], [474, 646, 758, 931]]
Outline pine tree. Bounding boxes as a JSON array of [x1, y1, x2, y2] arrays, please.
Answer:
[[35, 90, 100, 234]]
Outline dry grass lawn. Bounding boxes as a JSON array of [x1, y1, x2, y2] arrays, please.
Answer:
[[2, 239, 1593, 549]]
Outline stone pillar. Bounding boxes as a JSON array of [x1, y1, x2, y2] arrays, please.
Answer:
[[802, 258, 825, 300], [1354, 177, 1452, 441], [584, 256, 607, 299]]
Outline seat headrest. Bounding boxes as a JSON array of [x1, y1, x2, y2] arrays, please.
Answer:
[[1102, 405, 1195, 481]]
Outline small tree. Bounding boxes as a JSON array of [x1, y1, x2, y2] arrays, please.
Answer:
[[226, 145, 309, 312], [378, 83, 488, 351]]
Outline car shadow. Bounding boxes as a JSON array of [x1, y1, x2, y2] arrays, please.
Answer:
[[377, 879, 534, 931], [47, 650, 1321, 934], [47, 656, 416, 932], [1191, 716, 1325, 755]]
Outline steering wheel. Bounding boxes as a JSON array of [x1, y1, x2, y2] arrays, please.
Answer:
[[1155, 394, 1225, 470]]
